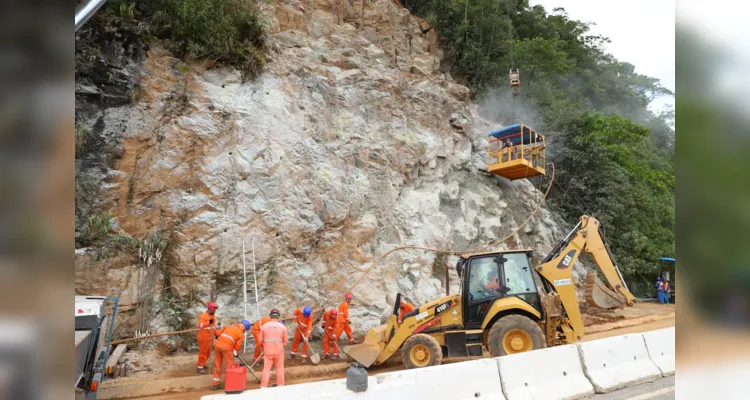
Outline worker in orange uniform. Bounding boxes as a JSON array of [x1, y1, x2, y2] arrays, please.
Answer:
[[252, 314, 272, 362], [338, 293, 356, 344], [260, 309, 288, 388], [196, 302, 219, 374], [211, 319, 250, 390], [289, 306, 313, 362], [398, 299, 415, 324], [322, 308, 340, 360]]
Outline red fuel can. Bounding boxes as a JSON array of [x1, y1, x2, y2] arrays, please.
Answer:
[[224, 363, 247, 394]]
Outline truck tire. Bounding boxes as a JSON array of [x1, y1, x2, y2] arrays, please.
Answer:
[[487, 314, 545, 357], [401, 334, 442, 369]]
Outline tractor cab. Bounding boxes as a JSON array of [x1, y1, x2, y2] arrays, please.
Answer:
[[487, 123, 546, 180], [456, 250, 542, 330]]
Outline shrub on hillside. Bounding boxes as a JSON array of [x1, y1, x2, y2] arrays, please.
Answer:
[[98, 0, 267, 79]]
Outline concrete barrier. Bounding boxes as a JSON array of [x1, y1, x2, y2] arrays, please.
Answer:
[[496, 344, 594, 400], [201, 358, 505, 399], [641, 327, 675, 376], [577, 333, 661, 393]]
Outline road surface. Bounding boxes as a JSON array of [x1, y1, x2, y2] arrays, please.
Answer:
[[590, 376, 675, 400]]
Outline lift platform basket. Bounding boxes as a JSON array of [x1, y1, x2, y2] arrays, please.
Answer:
[[487, 123, 545, 180]]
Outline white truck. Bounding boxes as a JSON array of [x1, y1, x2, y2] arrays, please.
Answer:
[[75, 296, 111, 400]]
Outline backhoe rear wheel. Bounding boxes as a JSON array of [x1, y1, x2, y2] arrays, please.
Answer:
[[401, 334, 442, 369], [487, 314, 545, 357]]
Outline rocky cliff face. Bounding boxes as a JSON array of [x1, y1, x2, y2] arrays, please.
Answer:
[[75, 0, 583, 340]]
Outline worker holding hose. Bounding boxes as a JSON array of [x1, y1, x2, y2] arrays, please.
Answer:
[[212, 320, 251, 390], [289, 306, 313, 362], [196, 302, 219, 374], [338, 293, 356, 344]]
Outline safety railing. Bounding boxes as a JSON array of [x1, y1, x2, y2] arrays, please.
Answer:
[[75, 0, 108, 32], [487, 131, 545, 172]]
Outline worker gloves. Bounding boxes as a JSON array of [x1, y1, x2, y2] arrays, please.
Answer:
[[233, 350, 238, 357]]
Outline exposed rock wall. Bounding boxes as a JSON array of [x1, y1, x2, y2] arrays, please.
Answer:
[[75, 0, 582, 339]]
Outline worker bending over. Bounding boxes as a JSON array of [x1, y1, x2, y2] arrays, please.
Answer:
[[322, 309, 340, 360], [196, 302, 219, 374], [260, 309, 288, 388], [338, 293, 356, 344], [212, 320, 250, 390], [252, 314, 272, 362], [398, 299, 415, 324], [289, 306, 313, 362]]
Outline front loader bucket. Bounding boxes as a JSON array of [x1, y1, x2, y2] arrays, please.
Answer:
[[343, 324, 387, 368], [344, 342, 381, 368], [585, 271, 627, 309]]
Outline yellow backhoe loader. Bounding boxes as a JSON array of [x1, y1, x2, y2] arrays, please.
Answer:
[[345, 215, 636, 369]]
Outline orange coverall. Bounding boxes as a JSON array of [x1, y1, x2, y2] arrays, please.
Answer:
[[398, 302, 416, 324], [260, 319, 288, 388], [486, 275, 500, 291], [197, 311, 217, 370], [290, 307, 314, 358], [338, 301, 355, 343], [212, 324, 245, 385], [322, 310, 340, 357], [252, 316, 271, 361]]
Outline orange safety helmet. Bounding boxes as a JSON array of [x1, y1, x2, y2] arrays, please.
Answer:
[[330, 309, 338, 318], [207, 302, 218, 310], [345, 293, 353, 300]]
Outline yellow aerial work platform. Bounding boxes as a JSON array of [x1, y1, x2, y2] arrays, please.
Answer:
[[487, 123, 546, 180]]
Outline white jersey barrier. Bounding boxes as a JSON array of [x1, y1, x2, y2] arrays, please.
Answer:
[[576, 333, 662, 393], [202, 328, 675, 400], [201, 358, 505, 400], [496, 344, 594, 400], [641, 327, 675, 376]]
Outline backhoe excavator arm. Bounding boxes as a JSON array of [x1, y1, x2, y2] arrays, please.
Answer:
[[535, 215, 636, 343]]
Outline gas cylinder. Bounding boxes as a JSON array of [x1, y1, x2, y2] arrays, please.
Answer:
[[346, 362, 368, 392]]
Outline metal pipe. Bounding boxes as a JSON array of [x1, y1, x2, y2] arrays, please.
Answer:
[[242, 237, 248, 354], [102, 297, 119, 376], [75, 0, 108, 32]]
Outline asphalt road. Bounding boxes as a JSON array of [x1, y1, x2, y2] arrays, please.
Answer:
[[588, 376, 675, 400]]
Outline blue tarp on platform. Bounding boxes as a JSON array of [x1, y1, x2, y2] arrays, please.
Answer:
[[659, 257, 676, 263], [488, 124, 542, 146]]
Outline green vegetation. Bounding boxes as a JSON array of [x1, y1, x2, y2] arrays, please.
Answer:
[[80, 211, 113, 245], [75, 123, 92, 156], [403, 0, 675, 276], [551, 113, 674, 276], [98, 0, 267, 78]]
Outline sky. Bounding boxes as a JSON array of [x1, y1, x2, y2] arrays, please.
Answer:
[[530, 0, 675, 112]]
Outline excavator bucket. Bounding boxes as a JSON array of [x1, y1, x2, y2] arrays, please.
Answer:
[[585, 271, 627, 309], [343, 324, 387, 368]]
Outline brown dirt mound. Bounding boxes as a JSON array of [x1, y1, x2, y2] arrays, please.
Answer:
[[581, 304, 626, 326]]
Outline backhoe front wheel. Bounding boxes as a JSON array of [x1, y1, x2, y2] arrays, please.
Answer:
[[401, 334, 442, 369], [487, 314, 546, 357]]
